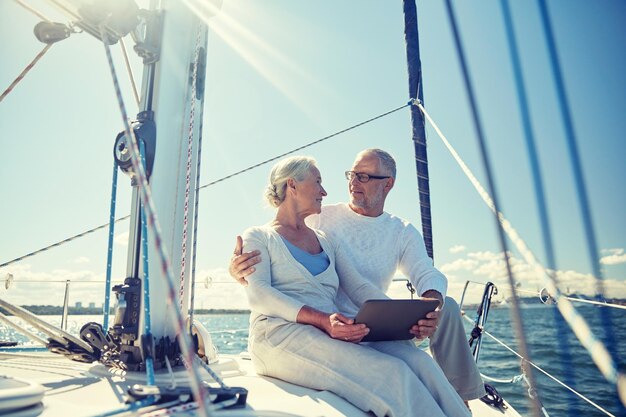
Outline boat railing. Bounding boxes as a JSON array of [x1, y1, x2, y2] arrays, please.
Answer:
[[0, 274, 251, 352], [513, 287, 626, 311], [460, 280, 623, 417], [464, 311, 618, 417]]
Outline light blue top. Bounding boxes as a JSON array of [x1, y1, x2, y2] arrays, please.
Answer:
[[281, 236, 330, 276], [242, 225, 388, 325]]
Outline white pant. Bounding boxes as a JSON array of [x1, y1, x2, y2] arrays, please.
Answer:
[[430, 297, 486, 400], [249, 316, 470, 417]]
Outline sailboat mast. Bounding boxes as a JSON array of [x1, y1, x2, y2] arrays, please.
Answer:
[[109, 0, 209, 369], [135, 3, 208, 341], [402, 0, 433, 259]]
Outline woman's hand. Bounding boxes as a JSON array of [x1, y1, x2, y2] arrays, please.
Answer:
[[325, 313, 370, 343], [297, 306, 369, 343]]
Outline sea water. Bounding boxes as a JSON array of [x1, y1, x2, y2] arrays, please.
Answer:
[[1, 304, 624, 416]]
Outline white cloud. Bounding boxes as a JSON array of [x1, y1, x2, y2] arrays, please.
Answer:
[[114, 231, 129, 246], [449, 245, 466, 254], [73, 256, 90, 264], [600, 248, 626, 265], [440, 250, 626, 305], [440, 258, 478, 273], [467, 251, 503, 261]]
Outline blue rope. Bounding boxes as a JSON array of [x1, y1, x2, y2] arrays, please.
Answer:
[[498, 0, 575, 412], [443, 1, 542, 416], [536, 0, 618, 362], [139, 140, 155, 386], [103, 161, 119, 330]]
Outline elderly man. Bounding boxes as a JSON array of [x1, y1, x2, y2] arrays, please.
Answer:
[[230, 148, 485, 404]]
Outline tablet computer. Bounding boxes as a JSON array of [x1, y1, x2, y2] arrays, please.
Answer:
[[354, 299, 440, 342]]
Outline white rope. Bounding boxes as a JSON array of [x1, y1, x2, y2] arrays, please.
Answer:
[[563, 296, 626, 310], [47, 0, 81, 21], [178, 27, 202, 312], [119, 37, 140, 107], [193, 355, 227, 389], [515, 288, 626, 311], [481, 372, 524, 384], [14, 0, 51, 22], [164, 355, 177, 389], [417, 101, 623, 389]]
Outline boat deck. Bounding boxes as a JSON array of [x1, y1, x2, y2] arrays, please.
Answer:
[[0, 350, 523, 416]]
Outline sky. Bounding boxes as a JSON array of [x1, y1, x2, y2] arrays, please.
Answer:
[[0, 0, 624, 311]]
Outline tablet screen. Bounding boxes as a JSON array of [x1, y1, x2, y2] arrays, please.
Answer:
[[354, 299, 440, 342]]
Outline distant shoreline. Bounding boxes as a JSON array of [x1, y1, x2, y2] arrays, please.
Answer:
[[3, 295, 623, 317], [0, 305, 251, 316]]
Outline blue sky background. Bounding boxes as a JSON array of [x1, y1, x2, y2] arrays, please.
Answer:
[[0, 0, 624, 309]]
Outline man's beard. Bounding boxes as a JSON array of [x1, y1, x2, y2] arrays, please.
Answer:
[[350, 192, 382, 211]]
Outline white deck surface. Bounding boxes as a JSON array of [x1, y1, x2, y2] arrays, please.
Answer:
[[0, 351, 523, 416]]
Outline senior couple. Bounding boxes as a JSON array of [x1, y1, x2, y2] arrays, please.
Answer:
[[228, 149, 483, 416]]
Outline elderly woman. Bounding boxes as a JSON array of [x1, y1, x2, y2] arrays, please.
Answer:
[[242, 156, 469, 417]]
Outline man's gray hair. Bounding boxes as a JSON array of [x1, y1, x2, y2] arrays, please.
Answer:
[[361, 148, 396, 178], [265, 155, 318, 208]]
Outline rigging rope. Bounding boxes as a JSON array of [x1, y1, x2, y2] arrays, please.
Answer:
[[140, 140, 155, 386], [1, 103, 409, 269], [197, 102, 410, 190], [536, 0, 607, 301], [0, 44, 52, 104], [498, 1, 575, 410], [536, 3, 620, 391], [179, 28, 202, 313], [99, 22, 211, 417], [119, 37, 140, 107], [14, 0, 52, 22], [516, 288, 626, 311], [442, 2, 541, 416], [416, 100, 625, 402], [189, 41, 209, 333], [463, 315, 618, 417], [102, 162, 119, 330], [192, 355, 227, 389], [563, 297, 626, 310], [0, 216, 129, 269]]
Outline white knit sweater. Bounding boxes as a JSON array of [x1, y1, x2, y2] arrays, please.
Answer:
[[307, 203, 447, 317]]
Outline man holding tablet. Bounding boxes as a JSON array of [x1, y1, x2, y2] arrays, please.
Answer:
[[230, 148, 485, 404]]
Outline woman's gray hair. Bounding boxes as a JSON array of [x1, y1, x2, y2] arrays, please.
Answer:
[[265, 155, 318, 208], [360, 148, 396, 178]]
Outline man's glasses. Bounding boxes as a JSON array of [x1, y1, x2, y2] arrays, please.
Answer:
[[345, 171, 390, 183]]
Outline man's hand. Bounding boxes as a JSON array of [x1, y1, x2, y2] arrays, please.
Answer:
[[326, 313, 370, 343], [410, 309, 440, 339], [421, 289, 444, 306], [229, 236, 261, 286], [410, 289, 443, 339]]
